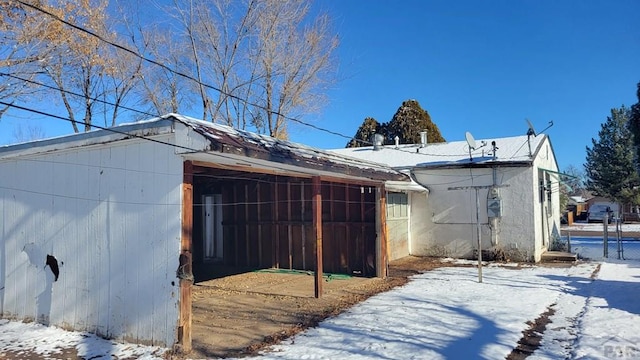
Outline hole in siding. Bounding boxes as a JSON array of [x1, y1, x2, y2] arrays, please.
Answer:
[[45, 255, 60, 281]]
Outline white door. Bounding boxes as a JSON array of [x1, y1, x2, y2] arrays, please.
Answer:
[[203, 194, 223, 262]]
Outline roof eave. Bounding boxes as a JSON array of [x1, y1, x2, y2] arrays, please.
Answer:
[[171, 115, 409, 183], [212, 143, 409, 181], [0, 119, 175, 160], [414, 160, 533, 170]]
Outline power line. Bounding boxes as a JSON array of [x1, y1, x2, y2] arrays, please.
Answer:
[[0, 100, 198, 153], [2, 68, 488, 160], [15, 0, 357, 142], [11, 1, 542, 163], [0, 102, 403, 181], [10, 0, 516, 159], [0, 72, 160, 119], [0, 184, 377, 207]]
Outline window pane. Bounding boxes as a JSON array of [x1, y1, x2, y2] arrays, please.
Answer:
[[387, 192, 408, 219]]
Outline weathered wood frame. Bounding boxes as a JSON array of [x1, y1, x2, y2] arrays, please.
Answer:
[[179, 161, 194, 352], [179, 161, 390, 350]]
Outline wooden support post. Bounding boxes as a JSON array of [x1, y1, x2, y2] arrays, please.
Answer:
[[301, 182, 306, 269], [313, 176, 323, 298], [245, 184, 250, 266], [360, 187, 366, 272], [287, 180, 293, 269], [377, 186, 388, 279], [345, 184, 350, 271], [257, 183, 262, 267], [233, 186, 239, 266], [274, 178, 279, 268], [178, 161, 194, 352]]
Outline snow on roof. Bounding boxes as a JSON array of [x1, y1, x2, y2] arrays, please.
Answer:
[[0, 113, 408, 182], [330, 134, 548, 170], [168, 114, 407, 181], [570, 196, 588, 203], [0, 117, 176, 160]]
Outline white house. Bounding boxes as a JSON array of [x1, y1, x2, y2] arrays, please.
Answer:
[[333, 132, 561, 262], [0, 114, 408, 350]]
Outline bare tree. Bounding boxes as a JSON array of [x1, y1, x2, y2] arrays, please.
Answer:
[[2, 0, 338, 138], [0, 1, 50, 118], [134, 24, 193, 117], [102, 48, 143, 126], [2, 0, 142, 131], [38, 0, 116, 132], [169, 0, 212, 120], [159, 0, 260, 126], [199, 0, 260, 128], [12, 123, 45, 142], [147, 0, 337, 137], [116, 0, 194, 118], [250, 0, 338, 139]]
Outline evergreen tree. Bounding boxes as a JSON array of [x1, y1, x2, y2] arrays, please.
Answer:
[[629, 81, 640, 166], [585, 106, 640, 205], [346, 117, 381, 147], [387, 100, 445, 144], [345, 99, 445, 148]]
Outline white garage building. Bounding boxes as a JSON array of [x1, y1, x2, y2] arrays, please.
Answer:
[[0, 114, 407, 350]]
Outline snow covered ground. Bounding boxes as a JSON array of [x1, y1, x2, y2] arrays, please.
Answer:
[[0, 320, 166, 359], [562, 221, 640, 233], [2, 259, 639, 360]]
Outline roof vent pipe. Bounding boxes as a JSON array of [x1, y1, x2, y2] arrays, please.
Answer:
[[420, 130, 428, 148], [394, 136, 399, 149], [372, 133, 384, 151]]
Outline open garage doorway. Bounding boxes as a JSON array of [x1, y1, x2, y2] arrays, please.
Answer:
[[190, 165, 380, 283]]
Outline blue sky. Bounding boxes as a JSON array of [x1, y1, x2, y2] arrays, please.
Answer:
[[295, 0, 640, 170], [1, 0, 638, 171]]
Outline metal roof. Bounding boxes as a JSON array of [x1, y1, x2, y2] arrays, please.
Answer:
[[0, 114, 409, 183], [331, 133, 550, 170], [171, 114, 408, 182]]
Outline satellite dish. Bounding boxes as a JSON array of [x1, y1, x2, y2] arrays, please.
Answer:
[[465, 131, 477, 161], [465, 131, 477, 149], [526, 119, 537, 136]]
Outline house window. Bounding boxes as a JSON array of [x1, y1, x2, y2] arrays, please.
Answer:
[[538, 169, 552, 204], [387, 192, 408, 219], [546, 172, 552, 202]]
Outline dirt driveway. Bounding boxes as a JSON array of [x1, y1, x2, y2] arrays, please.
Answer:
[[188, 256, 450, 359]]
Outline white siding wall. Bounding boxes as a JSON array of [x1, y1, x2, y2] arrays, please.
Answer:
[[412, 165, 537, 261], [408, 191, 429, 256], [532, 141, 561, 261], [385, 191, 430, 260], [496, 167, 537, 259], [0, 137, 183, 347]]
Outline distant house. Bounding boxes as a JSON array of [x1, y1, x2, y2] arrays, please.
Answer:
[[333, 132, 561, 262], [567, 195, 589, 222], [0, 114, 408, 350]]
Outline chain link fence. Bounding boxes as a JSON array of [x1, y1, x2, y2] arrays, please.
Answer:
[[556, 221, 640, 261]]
